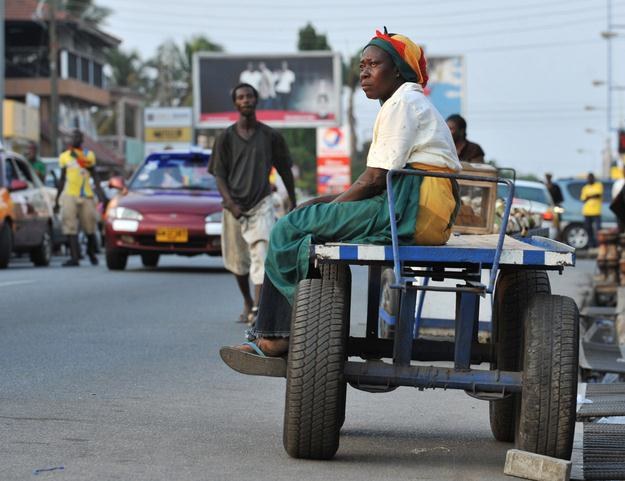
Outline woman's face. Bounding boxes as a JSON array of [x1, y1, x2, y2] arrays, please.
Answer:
[[359, 46, 401, 102]]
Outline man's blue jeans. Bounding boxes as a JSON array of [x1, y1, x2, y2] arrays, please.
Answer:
[[585, 215, 601, 248]]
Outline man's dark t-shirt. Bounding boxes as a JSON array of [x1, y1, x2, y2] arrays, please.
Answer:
[[209, 123, 292, 212], [458, 140, 485, 163], [547, 183, 564, 205]]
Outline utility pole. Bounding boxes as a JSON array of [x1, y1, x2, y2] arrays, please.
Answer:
[[49, 0, 59, 156], [0, 0, 5, 145]]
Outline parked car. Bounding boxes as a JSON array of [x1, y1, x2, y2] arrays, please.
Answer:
[[554, 178, 616, 249], [0, 171, 15, 268], [0, 148, 54, 267], [104, 149, 222, 270], [496, 179, 558, 239]]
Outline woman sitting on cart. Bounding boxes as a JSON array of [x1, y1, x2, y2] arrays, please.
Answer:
[[220, 29, 462, 375]]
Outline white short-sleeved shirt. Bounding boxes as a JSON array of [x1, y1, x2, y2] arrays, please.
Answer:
[[366, 82, 462, 172]]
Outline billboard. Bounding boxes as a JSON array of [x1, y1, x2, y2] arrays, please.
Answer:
[[424, 55, 464, 119], [193, 52, 342, 128], [144, 107, 193, 156], [316, 126, 351, 195]]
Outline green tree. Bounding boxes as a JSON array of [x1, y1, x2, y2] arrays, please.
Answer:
[[297, 23, 330, 51], [106, 48, 149, 92], [147, 35, 223, 107], [62, 0, 111, 24], [180, 35, 223, 106]]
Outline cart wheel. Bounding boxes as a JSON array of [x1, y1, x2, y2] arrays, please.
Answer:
[[516, 294, 579, 459], [379, 268, 400, 339], [283, 277, 349, 459], [489, 270, 550, 443]]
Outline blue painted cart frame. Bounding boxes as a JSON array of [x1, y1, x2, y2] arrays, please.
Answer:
[[309, 168, 576, 396]]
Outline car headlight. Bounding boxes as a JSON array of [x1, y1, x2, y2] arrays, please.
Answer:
[[109, 206, 143, 221], [204, 212, 222, 223], [204, 211, 222, 235], [553, 206, 564, 214]]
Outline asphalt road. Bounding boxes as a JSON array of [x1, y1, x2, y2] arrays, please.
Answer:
[[0, 253, 593, 481]]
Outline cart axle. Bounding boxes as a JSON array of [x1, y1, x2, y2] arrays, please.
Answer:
[[344, 361, 522, 393]]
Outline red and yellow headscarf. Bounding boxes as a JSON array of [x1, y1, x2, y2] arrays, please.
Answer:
[[365, 29, 428, 88]]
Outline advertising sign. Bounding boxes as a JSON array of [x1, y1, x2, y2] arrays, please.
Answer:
[[425, 55, 464, 119], [316, 126, 351, 195], [193, 52, 342, 128], [144, 107, 193, 155]]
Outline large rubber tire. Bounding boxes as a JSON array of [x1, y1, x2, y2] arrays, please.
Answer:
[[30, 228, 52, 267], [106, 247, 128, 271], [379, 268, 400, 339], [516, 294, 579, 459], [0, 222, 12, 269], [283, 277, 349, 460], [320, 264, 351, 429], [489, 270, 551, 443], [141, 253, 160, 268]]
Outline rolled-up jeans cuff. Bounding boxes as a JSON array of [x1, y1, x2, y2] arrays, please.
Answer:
[[246, 327, 290, 340]]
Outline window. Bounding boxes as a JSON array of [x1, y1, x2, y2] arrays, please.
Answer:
[[80, 56, 90, 83], [93, 62, 103, 88], [14, 158, 35, 185], [68, 52, 78, 79]]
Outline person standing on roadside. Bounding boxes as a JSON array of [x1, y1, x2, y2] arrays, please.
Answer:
[[209, 83, 297, 325], [580, 172, 603, 248], [446, 114, 485, 163], [25, 141, 46, 182], [54, 129, 107, 267], [544, 173, 563, 205]]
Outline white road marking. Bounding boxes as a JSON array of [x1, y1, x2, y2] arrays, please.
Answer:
[[0, 280, 35, 288]]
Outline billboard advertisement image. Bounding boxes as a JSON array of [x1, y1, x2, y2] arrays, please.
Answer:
[[193, 52, 342, 128], [424, 55, 464, 120], [316, 126, 351, 195]]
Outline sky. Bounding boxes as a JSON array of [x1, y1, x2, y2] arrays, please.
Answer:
[[99, 0, 625, 178]]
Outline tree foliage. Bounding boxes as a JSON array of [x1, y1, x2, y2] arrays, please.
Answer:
[[297, 23, 330, 51], [62, 0, 112, 24]]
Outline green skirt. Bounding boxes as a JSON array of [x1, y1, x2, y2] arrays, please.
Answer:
[[265, 174, 423, 304]]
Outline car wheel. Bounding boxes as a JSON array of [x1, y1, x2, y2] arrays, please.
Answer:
[[0, 222, 12, 269], [562, 224, 589, 249], [30, 228, 52, 267], [141, 253, 159, 268], [106, 247, 128, 271]]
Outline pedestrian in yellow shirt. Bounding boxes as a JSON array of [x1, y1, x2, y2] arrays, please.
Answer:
[[580, 172, 603, 248], [54, 129, 107, 267]]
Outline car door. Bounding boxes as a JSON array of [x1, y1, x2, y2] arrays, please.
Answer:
[[10, 156, 47, 248]]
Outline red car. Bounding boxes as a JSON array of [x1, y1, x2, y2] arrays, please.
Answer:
[[104, 150, 222, 270]]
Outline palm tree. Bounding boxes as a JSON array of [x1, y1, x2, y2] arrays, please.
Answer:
[[62, 0, 112, 25]]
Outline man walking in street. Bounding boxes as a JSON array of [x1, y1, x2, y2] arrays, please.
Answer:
[[446, 114, 485, 163], [581, 172, 603, 248], [54, 129, 107, 267], [209, 83, 297, 325]]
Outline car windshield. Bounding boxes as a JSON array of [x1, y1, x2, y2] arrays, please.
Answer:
[[497, 184, 552, 205], [129, 156, 217, 191]]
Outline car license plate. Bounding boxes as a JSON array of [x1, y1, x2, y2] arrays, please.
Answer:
[[155, 227, 188, 243]]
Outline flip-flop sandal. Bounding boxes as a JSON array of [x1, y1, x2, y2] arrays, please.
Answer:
[[219, 341, 287, 377]]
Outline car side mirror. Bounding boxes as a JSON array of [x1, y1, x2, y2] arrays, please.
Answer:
[[108, 176, 125, 190], [9, 179, 28, 191]]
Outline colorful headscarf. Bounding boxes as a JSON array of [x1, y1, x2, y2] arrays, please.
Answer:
[[365, 29, 428, 88]]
